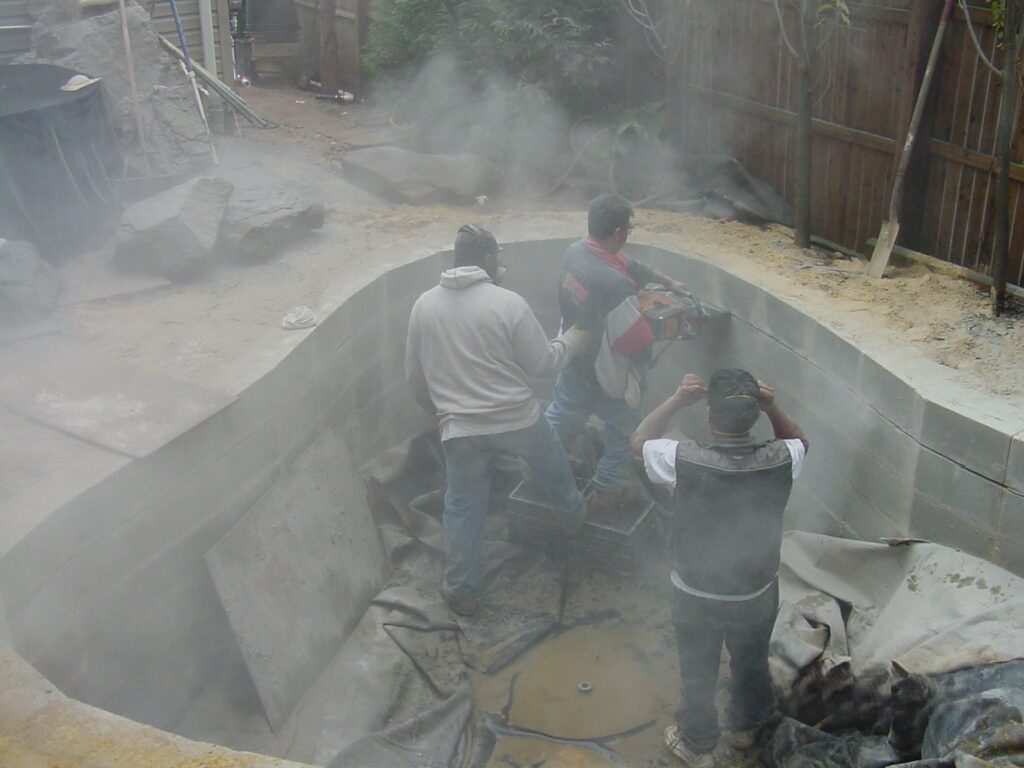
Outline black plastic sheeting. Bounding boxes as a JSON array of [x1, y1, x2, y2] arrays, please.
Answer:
[[774, 662, 1024, 767], [0, 64, 124, 256]]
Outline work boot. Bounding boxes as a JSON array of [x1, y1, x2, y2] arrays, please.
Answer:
[[442, 587, 480, 617], [664, 725, 716, 768]]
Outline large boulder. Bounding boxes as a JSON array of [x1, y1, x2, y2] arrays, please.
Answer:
[[220, 189, 326, 263], [340, 147, 492, 205], [115, 176, 233, 280], [22, 4, 214, 175], [0, 240, 61, 321]]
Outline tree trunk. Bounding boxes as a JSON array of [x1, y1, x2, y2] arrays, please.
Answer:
[[318, 0, 339, 94], [991, 13, 1021, 315], [794, 3, 815, 249]]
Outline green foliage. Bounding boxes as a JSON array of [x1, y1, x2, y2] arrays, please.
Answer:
[[817, 0, 850, 25], [364, 0, 619, 109], [362, 0, 454, 79]]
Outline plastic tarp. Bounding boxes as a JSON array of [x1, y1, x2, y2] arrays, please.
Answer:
[[772, 533, 1024, 767], [0, 64, 123, 254]]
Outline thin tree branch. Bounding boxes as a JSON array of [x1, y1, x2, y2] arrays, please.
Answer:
[[958, 0, 1002, 77], [772, 0, 800, 58], [624, 0, 667, 55]]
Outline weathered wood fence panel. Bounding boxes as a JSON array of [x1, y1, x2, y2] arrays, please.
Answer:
[[670, 0, 1024, 287]]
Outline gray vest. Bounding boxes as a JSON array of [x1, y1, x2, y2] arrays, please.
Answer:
[[671, 436, 794, 596]]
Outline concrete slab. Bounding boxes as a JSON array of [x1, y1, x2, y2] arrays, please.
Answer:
[[0, 336, 235, 458], [0, 408, 129, 557], [205, 426, 387, 730]]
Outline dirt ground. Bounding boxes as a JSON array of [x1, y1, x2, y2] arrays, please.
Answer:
[[58, 85, 1024, 405]]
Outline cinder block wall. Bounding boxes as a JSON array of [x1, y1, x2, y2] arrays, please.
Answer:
[[2, 239, 1023, 739], [630, 244, 1024, 574]]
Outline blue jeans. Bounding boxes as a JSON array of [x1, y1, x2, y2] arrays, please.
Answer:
[[545, 367, 641, 491], [672, 582, 779, 753], [441, 414, 586, 597]]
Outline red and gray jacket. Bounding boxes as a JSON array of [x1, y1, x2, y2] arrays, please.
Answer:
[[557, 238, 655, 400]]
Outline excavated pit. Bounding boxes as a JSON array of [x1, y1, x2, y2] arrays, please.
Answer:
[[3, 239, 1024, 766]]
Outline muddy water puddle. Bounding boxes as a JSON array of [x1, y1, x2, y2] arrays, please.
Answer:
[[472, 563, 681, 767]]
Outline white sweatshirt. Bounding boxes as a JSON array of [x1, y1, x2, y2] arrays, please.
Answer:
[[405, 266, 582, 441]]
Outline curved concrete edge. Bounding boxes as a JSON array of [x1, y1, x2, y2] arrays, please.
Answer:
[[0, 238, 1023, 752], [0, 644, 312, 768]]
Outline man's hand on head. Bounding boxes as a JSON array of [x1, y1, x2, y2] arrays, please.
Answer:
[[674, 374, 707, 406], [757, 381, 776, 412]]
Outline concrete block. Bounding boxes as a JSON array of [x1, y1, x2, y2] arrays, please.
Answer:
[[858, 355, 923, 436], [920, 399, 1012, 484], [996, 489, 1024, 545], [785, 486, 844, 537], [272, 382, 325, 468], [859, 409, 921, 481], [809, 324, 862, 389], [1009, 434, 1024, 495], [313, 341, 359, 423], [717, 322, 771, 375], [384, 254, 442, 303], [797, 360, 863, 438], [847, 454, 913, 532], [909, 492, 998, 561], [756, 341, 808, 405], [763, 294, 813, 356], [717, 273, 767, 329], [993, 537, 1024, 578], [913, 448, 1002, 531]]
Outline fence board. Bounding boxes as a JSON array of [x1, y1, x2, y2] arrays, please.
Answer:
[[670, 0, 1024, 287]]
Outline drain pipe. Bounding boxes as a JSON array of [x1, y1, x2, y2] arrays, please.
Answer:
[[197, 0, 218, 78]]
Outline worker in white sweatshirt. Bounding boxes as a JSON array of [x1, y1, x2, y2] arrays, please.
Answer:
[[405, 224, 588, 617]]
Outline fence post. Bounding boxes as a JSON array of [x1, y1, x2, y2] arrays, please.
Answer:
[[894, 0, 944, 252]]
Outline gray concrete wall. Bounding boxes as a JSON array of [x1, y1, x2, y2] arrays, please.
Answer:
[[2, 238, 1023, 737], [631, 243, 1024, 574]]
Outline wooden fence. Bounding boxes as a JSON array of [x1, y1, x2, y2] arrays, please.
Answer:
[[669, 0, 1024, 288]]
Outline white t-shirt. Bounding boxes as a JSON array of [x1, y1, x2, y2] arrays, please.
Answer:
[[642, 437, 805, 492]]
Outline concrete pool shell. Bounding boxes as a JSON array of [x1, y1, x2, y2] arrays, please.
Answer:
[[3, 238, 1024, 763]]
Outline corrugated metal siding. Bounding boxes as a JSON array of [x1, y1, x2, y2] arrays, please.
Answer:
[[0, 0, 32, 62]]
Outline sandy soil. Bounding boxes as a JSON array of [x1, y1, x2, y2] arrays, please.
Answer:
[[56, 85, 1024, 404]]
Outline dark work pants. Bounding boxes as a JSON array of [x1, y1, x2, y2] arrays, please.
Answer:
[[672, 580, 779, 753]]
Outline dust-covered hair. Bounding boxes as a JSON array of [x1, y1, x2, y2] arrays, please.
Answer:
[[587, 194, 634, 239], [707, 368, 761, 435]]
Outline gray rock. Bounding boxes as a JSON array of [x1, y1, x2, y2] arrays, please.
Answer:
[[220, 189, 326, 263], [340, 146, 492, 205], [22, 5, 213, 175], [115, 177, 234, 280], [0, 240, 61, 321]]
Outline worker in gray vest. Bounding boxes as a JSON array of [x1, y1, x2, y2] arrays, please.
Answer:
[[630, 369, 809, 767]]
